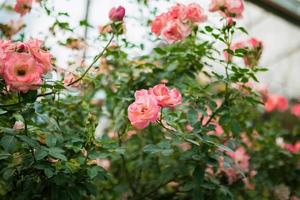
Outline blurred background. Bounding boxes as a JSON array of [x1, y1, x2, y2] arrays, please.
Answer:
[[0, 0, 300, 97]]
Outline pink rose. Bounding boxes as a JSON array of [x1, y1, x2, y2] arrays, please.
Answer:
[[109, 6, 126, 21], [209, 0, 226, 12], [225, 0, 244, 18], [151, 13, 170, 36], [27, 39, 52, 73], [291, 104, 300, 117], [2, 53, 43, 92], [169, 3, 187, 21], [209, 0, 244, 18], [13, 120, 25, 130], [284, 142, 300, 154], [128, 92, 161, 129], [149, 84, 182, 108], [264, 94, 288, 112], [226, 147, 250, 172], [14, 0, 33, 16], [134, 89, 150, 101], [186, 3, 207, 23], [161, 20, 191, 44]]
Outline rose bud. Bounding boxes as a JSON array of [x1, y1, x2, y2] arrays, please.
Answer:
[[109, 6, 126, 21]]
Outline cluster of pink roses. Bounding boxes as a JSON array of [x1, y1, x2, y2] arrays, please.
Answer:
[[128, 84, 182, 129], [0, 39, 52, 92], [209, 0, 244, 18], [151, 3, 207, 44], [225, 37, 263, 67], [14, 0, 33, 16]]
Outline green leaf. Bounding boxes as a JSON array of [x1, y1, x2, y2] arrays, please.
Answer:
[[35, 148, 48, 161], [205, 26, 213, 32], [48, 147, 67, 161], [87, 166, 103, 179], [0, 152, 11, 160], [44, 168, 54, 178], [143, 144, 160, 154], [2, 168, 15, 180], [154, 48, 167, 55], [21, 90, 38, 103], [1, 135, 17, 152], [45, 135, 57, 147]]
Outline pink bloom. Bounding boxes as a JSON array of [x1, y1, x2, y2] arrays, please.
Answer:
[[2, 53, 43, 92], [169, 3, 187, 21], [128, 92, 161, 129], [226, 147, 250, 172], [134, 89, 150, 101], [209, 0, 244, 18], [14, 0, 33, 16], [27, 39, 52, 73], [284, 141, 300, 154], [209, 0, 226, 12], [151, 13, 170, 36], [149, 84, 182, 108], [264, 94, 288, 112], [186, 3, 207, 23], [225, 0, 244, 18], [96, 159, 111, 170], [291, 104, 300, 117], [13, 121, 25, 130], [109, 6, 126, 21], [161, 20, 191, 44]]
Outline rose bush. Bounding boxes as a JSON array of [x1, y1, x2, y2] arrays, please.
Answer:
[[0, 0, 299, 200]]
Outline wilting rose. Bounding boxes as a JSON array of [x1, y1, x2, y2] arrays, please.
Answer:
[[186, 3, 207, 23], [2, 53, 43, 92], [14, 0, 33, 16], [128, 92, 161, 129]]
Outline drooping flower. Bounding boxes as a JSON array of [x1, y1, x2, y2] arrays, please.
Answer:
[[128, 91, 161, 129], [149, 84, 182, 107], [2, 53, 43, 92], [109, 6, 126, 21], [14, 0, 33, 16]]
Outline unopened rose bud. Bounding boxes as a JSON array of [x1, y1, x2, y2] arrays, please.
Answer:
[[13, 121, 25, 130], [109, 6, 126, 21]]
